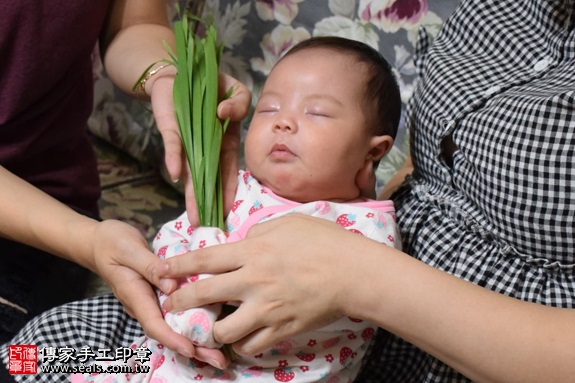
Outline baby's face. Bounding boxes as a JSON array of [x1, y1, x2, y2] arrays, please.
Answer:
[[244, 48, 376, 202]]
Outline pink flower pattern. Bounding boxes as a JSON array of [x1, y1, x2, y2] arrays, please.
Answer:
[[359, 0, 428, 32]]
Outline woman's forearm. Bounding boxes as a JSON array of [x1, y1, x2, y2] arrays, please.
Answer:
[[101, 0, 176, 97], [351, 242, 575, 383], [0, 166, 98, 270]]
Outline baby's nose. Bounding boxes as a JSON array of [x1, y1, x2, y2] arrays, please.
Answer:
[[273, 117, 296, 133]]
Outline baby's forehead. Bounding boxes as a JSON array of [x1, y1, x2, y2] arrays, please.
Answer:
[[281, 45, 359, 63], [273, 47, 369, 84]]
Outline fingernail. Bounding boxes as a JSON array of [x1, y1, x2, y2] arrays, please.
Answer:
[[156, 263, 169, 276], [162, 299, 172, 312], [159, 279, 172, 294], [207, 359, 223, 370], [177, 347, 193, 358]]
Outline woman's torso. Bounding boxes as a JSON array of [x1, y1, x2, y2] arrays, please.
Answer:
[[0, 1, 111, 214], [357, 1, 575, 381], [404, 0, 575, 269]]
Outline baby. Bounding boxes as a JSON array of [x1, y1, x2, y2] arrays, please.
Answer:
[[76, 35, 402, 383]]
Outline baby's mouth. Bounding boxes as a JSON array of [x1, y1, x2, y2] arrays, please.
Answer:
[[270, 143, 295, 158]]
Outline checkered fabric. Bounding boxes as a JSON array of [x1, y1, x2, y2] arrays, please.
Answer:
[[3, 1, 574, 382], [357, 0, 575, 381], [1, 295, 143, 382]]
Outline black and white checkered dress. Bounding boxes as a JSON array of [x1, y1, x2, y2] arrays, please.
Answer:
[[357, 0, 575, 381], [2, 1, 574, 382]]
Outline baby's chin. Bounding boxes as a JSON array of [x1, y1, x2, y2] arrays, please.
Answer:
[[254, 171, 361, 202], [259, 178, 310, 202], [263, 182, 302, 201], [263, 180, 360, 203]]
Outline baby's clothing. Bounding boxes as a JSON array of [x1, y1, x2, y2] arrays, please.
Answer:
[[75, 170, 400, 382]]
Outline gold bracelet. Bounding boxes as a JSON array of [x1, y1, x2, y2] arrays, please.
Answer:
[[135, 63, 172, 96]]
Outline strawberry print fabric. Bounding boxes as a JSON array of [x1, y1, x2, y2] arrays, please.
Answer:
[[75, 170, 400, 382]]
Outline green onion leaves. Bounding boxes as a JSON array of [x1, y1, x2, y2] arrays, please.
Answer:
[[166, 13, 229, 230]]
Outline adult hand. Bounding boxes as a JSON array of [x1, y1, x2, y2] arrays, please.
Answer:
[[89, 219, 228, 368], [151, 72, 251, 226], [154, 214, 383, 355], [119, 214, 575, 383]]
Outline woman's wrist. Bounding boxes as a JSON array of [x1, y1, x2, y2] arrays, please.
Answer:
[[59, 215, 101, 272], [336, 239, 400, 323], [134, 62, 177, 98]]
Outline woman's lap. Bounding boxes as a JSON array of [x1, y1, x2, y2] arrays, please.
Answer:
[[0, 238, 92, 344], [1, 294, 142, 383]]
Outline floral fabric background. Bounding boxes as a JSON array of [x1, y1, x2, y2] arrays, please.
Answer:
[[87, 0, 459, 294]]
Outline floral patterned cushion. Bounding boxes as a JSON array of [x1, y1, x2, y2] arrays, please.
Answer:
[[90, 0, 459, 190]]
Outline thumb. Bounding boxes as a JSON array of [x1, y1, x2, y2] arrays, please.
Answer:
[[220, 122, 240, 215], [217, 73, 251, 122]]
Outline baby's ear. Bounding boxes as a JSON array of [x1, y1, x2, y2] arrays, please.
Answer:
[[368, 135, 394, 162]]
